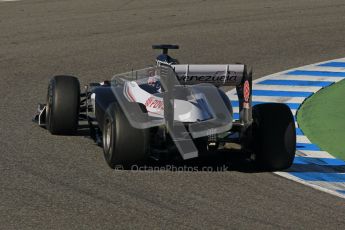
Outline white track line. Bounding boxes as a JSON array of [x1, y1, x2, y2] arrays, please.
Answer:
[[228, 95, 306, 104], [274, 172, 345, 200], [298, 66, 345, 72], [272, 75, 345, 82], [297, 135, 311, 144], [232, 107, 297, 116], [253, 84, 321, 92], [296, 150, 336, 159]]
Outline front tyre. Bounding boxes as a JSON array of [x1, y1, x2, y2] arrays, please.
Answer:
[[102, 101, 150, 169], [252, 103, 296, 171], [46, 75, 80, 135]]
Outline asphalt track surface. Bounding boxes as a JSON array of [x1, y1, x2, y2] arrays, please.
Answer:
[[1, 0, 345, 229]]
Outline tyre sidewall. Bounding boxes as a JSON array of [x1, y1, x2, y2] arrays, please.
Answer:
[[103, 101, 150, 169], [46, 76, 80, 134], [253, 103, 296, 170]]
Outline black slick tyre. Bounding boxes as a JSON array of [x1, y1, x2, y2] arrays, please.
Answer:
[[102, 101, 150, 169], [46, 75, 80, 135], [252, 103, 296, 171]]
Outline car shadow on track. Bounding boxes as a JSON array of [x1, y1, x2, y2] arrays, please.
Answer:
[[75, 124, 266, 173], [124, 151, 265, 173]]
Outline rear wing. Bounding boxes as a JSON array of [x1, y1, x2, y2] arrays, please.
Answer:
[[172, 64, 252, 124], [172, 64, 245, 86]]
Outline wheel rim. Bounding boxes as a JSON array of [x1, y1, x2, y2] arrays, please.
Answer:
[[46, 83, 53, 129], [104, 119, 112, 153]]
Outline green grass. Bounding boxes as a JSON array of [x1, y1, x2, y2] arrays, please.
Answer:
[[297, 79, 345, 160]]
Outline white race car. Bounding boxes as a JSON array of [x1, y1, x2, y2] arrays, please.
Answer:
[[34, 45, 296, 170]]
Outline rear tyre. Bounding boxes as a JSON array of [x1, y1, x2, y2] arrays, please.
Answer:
[[252, 103, 296, 171], [102, 101, 150, 169], [46, 75, 80, 135]]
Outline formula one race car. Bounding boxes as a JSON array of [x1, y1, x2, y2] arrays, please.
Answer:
[[34, 45, 296, 170]]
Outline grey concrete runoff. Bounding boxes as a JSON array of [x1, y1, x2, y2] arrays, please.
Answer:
[[1, 0, 345, 229]]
